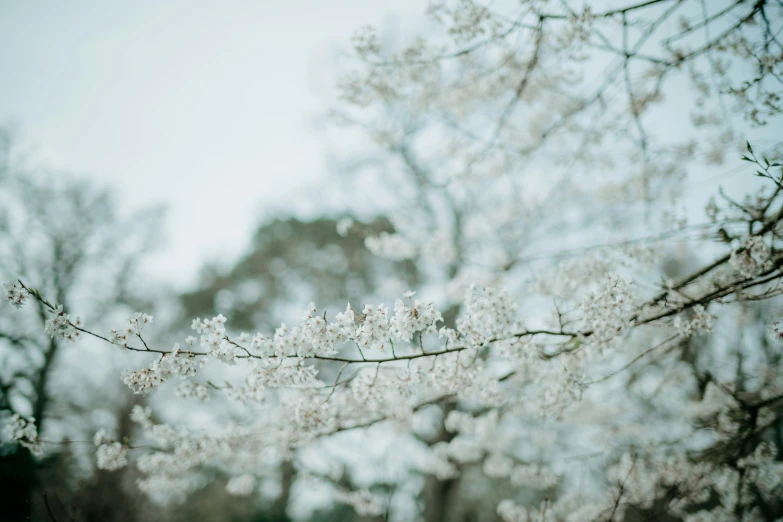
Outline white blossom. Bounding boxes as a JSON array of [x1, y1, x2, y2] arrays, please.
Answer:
[[673, 305, 716, 337], [334, 488, 383, 517], [44, 304, 81, 343], [96, 441, 128, 471], [336, 217, 354, 237], [4, 280, 29, 308], [483, 452, 514, 478], [578, 274, 634, 343], [354, 303, 390, 351], [390, 294, 442, 342], [497, 499, 529, 522], [226, 474, 255, 496], [509, 464, 559, 489], [365, 232, 417, 260], [93, 429, 128, 470], [3, 414, 42, 456], [730, 236, 771, 278], [123, 344, 198, 394]]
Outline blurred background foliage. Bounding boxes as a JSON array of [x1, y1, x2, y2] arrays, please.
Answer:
[[180, 216, 420, 331], [0, 127, 421, 521]]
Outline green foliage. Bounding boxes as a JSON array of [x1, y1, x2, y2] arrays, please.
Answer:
[[181, 216, 420, 330]]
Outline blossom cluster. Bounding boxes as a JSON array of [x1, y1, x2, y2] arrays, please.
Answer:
[[730, 236, 771, 278], [497, 500, 536, 522], [365, 232, 417, 260], [4, 280, 29, 308], [225, 474, 255, 496], [598, 445, 783, 522], [123, 343, 199, 394], [191, 313, 243, 362], [335, 217, 354, 237], [2, 414, 42, 456], [427, 0, 496, 44], [578, 274, 634, 343], [673, 304, 716, 337], [333, 488, 383, 517], [441, 410, 560, 488], [175, 380, 209, 401], [244, 358, 321, 392], [94, 429, 128, 471], [44, 304, 83, 343], [108, 312, 153, 347], [456, 285, 519, 345], [127, 405, 227, 499], [242, 293, 443, 359]]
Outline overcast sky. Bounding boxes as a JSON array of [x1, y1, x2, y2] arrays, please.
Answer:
[[1, 1, 780, 293], [0, 1, 423, 290]]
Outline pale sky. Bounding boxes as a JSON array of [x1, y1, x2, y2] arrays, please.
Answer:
[[0, 1, 422, 290], [1, 1, 780, 292]]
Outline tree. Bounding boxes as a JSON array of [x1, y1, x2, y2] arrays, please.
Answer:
[[4, 1, 783, 521], [181, 216, 420, 332], [0, 130, 163, 521]]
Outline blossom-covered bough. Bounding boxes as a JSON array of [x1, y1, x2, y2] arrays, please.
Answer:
[[5, 0, 783, 520], [5, 162, 783, 518]]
